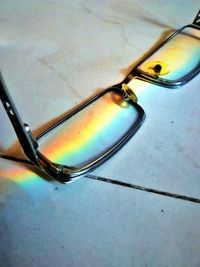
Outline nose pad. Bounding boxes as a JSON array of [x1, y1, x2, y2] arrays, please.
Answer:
[[122, 83, 138, 103], [142, 61, 170, 76]]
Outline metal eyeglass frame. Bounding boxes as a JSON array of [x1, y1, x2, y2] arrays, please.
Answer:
[[0, 11, 200, 183]]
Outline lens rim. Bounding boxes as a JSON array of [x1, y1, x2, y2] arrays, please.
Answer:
[[132, 24, 200, 88], [35, 87, 145, 182]]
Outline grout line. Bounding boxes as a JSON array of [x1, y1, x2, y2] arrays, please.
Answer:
[[85, 174, 200, 204], [0, 155, 32, 165], [1, 154, 200, 204]]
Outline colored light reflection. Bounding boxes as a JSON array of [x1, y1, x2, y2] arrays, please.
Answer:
[[38, 91, 140, 168], [138, 27, 200, 81], [0, 166, 39, 186], [0, 162, 50, 198]]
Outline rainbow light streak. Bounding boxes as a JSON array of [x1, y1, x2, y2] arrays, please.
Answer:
[[38, 91, 139, 167], [138, 27, 200, 81], [0, 163, 49, 196]]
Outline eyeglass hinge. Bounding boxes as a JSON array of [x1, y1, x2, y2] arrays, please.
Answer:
[[24, 123, 39, 149]]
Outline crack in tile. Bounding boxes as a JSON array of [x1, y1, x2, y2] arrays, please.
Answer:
[[38, 57, 81, 99], [79, 3, 137, 49]]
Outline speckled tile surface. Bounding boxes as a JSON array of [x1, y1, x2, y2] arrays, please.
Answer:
[[1, 160, 200, 267], [0, 1, 200, 266]]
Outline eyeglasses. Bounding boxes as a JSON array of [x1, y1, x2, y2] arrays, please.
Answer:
[[1, 11, 200, 183]]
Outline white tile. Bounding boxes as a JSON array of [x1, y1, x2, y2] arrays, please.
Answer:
[[0, 160, 200, 267], [1, 1, 200, 266], [92, 78, 200, 198]]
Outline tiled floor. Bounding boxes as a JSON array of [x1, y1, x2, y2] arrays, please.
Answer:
[[0, 1, 200, 266]]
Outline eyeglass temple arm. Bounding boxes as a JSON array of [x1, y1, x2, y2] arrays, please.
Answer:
[[0, 71, 40, 166]]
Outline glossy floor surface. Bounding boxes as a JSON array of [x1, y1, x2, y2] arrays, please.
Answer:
[[0, 1, 200, 266]]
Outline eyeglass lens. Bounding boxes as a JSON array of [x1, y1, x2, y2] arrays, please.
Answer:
[[137, 27, 200, 82], [37, 90, 141, 168]]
